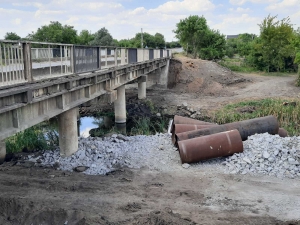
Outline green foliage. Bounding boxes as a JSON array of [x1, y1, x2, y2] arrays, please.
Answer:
[[174, 15, 226, 59], [166, 41, 181, 48], [257, 15, 294, 72], [117, 32, 166, 49], [211, 98, 300, 136], [218, 58, 257, 72], [89, 27, 116, 46], [4, 32, 21, 40], [129, 117, 169, 135], [199, 29, 226, 60], [174, 15, 209, 58], [130, 118, 152, 135], [28, 21, 78, 44], [5, 122, 58, 153], [77, 30, 94, 45], [144, 100, 155, 113]]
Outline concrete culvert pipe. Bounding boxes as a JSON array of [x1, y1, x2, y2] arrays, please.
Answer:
[[178, 129, 243, 164]]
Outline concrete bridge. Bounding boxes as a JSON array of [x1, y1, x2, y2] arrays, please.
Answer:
[[0, 40, 172, 162]]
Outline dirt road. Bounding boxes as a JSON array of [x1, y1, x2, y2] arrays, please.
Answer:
[[0, 57, 300, 225], [0, 164, 299, 225]]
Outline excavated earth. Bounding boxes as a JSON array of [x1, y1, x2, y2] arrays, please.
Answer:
[[1, 56, 300, 225]]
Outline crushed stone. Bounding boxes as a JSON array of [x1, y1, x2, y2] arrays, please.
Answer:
[[25, 132, 300, 179]]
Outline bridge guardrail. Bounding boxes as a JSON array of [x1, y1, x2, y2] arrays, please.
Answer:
[[0, 40, 171, 88]]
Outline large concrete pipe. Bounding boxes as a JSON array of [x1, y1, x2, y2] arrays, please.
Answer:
[[178, 129, 243, 164], [176, 115, 279, 144], [58, 107, 79, 157]]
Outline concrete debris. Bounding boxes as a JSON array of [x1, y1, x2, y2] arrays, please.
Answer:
[[182, 163, 190, 169], [223, 133, 300, 179], [35, 133, 181, 175]]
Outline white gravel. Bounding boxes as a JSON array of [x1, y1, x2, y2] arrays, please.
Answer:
[[27, 132, 300, 179], [223, 133, 300, 179], [39, 133, 183, 175]]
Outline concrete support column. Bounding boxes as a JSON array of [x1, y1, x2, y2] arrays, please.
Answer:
[[58, 107, 78, 157], [138, 75, 147, 99], [159, 59, 170, 88], [138, 82, 146, 99], [114, 85, 126, 123], [0, 140, 6, 164]]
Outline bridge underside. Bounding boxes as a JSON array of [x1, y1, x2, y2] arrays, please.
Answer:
[[0, 58, 169, 160]]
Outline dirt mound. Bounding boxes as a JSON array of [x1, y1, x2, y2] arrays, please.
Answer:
[[172, 56, 251, 97]]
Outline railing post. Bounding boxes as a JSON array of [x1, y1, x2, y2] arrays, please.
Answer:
[[71, 45, 76, 74], [105, 48, 108, 68], [97, 47, 100, 70], [114, 48, 117, 66], [22, 43, 32, 82]]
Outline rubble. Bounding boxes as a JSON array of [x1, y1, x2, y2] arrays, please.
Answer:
[[223, 133, 300, 179]]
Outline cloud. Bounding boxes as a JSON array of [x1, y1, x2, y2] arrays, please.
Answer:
[[0, 0, 299, 42], [229, 0, 279, 5], [149, 0, 215, 14], [213, 14, 260, 35], [267, 0, 300, 10], [229, 7, 251, 13]]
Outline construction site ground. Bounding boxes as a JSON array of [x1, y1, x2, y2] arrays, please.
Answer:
[[0, 56, 300, 225]]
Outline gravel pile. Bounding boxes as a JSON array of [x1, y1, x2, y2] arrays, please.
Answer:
[[26, 132, 300, 179], [39, 133, 181, 175], [223, 133, 300, 179]]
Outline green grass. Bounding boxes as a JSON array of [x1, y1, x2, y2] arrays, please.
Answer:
[[210, 98, 300, 136], [5, 121, 58, 153], [219, 59, 257, 73], [129, 117, 169, 136]]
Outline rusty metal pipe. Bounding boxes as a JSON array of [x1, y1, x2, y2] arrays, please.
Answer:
[[176, 116, 279, 144], [278, 128, 288, 137], [172, 124, 218, 144], [171, 115, 215, 133], [178, 129, 243, 164]]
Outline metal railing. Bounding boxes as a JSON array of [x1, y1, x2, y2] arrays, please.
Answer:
[[0, 41, 26, 86], [0, 39, 171, 87]]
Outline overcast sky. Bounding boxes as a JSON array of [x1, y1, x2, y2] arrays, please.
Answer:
[[0, 0, 299, 42]]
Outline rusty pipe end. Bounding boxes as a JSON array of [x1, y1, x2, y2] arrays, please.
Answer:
[[278, 128, 288, 137]]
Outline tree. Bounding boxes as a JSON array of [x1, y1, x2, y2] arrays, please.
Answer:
[[258, 15, 294, 72], [236, 33, 256, 57], [154, 33, 165, 48], [77, 30, 94, 45], [4, 32, 21, 40], [292, 28, 300, 85], [29, 21, 77, 44], [89, 27, 116, 46], [199, 29, 226, 60], [174, 15, 209, 58]]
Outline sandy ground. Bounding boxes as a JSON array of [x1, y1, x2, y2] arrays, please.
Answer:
[[0, 56, 300, 225]]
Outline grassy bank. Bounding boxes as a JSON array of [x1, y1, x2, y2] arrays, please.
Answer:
[[5, 121, 58, 154], [210, 98, 300, 136], [218, 58, 257, 73]]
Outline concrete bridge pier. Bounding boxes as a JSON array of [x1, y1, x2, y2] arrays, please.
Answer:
[[114, 85, 126, 124], [58, 107, 79, 157], [138, 75, 147, 99], [0, 140, 6, 164]]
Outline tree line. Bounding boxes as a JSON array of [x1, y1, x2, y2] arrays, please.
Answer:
[[3, 21, 181, 49], [174, 15, 300, 75]]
